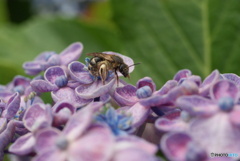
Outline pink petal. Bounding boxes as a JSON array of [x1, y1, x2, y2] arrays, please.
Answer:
[[23, 103, 52, 131], [176, 95, 218, 116], [68, 61, 93, 84], [33, 149, 66, 161], [190, 113, 240, 154], [30, 79, 58, 92], [75, 78, 116, 99], [59, 42, 83, 65], [69, 125, 114, 161], [35, 128, 60, 154], [136, 77, 156, 93], [9, 133, 35, 155], [161, 132, 191, 161], [199, 70, 220, 96], [126, 102, 151, 127], [210, 80, 239, 102], [173, 69, 192, 82], [44, 66, 67, 84], [51, 87, 92, 107], [114, 85, 138, 106]]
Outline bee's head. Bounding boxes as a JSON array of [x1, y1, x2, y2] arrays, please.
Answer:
[[119, 63, 129, 78]]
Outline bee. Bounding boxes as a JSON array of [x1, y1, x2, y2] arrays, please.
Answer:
[[87, 52, 139, 85]]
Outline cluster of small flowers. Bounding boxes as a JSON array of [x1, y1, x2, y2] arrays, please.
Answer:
[[0, 42, 240, 161]]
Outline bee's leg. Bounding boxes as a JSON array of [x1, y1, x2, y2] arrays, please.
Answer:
[[99, 64, 107, 85], [114, 69, 119, 86]]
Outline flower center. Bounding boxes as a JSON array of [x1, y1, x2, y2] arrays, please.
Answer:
[[180, 111, 191, 122], [55, 136, 69, 150], [218, 97, 234, 112], [55, 75, 68, 87], [136, 86, 153, 99]]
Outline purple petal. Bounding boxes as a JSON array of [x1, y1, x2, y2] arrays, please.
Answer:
[[0, 118, 7, 134], [31, 80, 58, 92], [156, 80, 177, 95], [23, 103, 52, 131], [210, 80, 239, 102], [44, 66, 67, 84], [190, 113, 240, 154], [114, 85, 138, 106], [229, 108, 240, 127], [125, 102, 151, 127], [112, 148, 160, 161], [173, 69, 192, 82], [68, 61, 93, 84], [9, 133, 35, 155], [63, 106, 94, 140], [69, 125, 114, 161], [103, 51, 135, 74], [52, 101, 76, 126], [12, 76, 31, 87], [22, 62, 43, 75], [0, 120, 15, 160], [34, 52, 56, 61], [199, 70, 220, 96], [222, 73, 240, 87], [35, 128, 60, 154], [59, 42, 83, 65], [33, 149, 65, 161], [51, 87, 93, 107], [136, 77, 156, 92], [155, 110, 187, 132], [176, 95, 217, 116], [75, 78, 116, 99], [161, 132, 191, 161], [3, 92, 20, 119], [116, 135, 158, 154]]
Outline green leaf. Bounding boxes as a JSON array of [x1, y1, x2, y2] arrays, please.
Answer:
[[111, 0, 240, 87], [0, 17, 122, 84]]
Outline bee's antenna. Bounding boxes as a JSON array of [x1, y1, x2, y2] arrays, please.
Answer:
[[128, 62, 141, 68]]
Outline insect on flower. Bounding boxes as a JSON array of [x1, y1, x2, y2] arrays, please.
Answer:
[[87, 52, 140, 85]]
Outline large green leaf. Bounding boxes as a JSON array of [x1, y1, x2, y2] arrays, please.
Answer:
[[111, 0, 240, 87], [0, 18, 122, 84]]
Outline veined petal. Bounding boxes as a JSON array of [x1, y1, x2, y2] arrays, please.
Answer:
[[199, 70, 220, 96], [51, 87, 93, 107], [173, 69, 192, 82], [125, 102, 151, 127], [222, 73, 240, 87], [190, 113, 240, 154], [35, 128, 60, 154], [4, 92, 20, 119], [156, 80, 177, 95], [136, 77, 156, 93], [44, 66, 67, 85], [176, 95, 217, 116], [68, 61, 93, 84], [59, 42, 83, 65], [75, 78, 116, 99], [210, 80, 239, 102], [0, 120, 15, 160], [31, 79, 58, 92], [114, 85, 138, 106], [0, 118, 7, 134], [9, 133, 35, 155], [161, 132, 191, 161], [23, 103, 52, 132], [33, 149, 66, 161], [63, 106, 94, 141], [69, 125, 114, 161]]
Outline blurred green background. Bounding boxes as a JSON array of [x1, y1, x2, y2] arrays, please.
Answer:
[[1, 0, 240, 89]]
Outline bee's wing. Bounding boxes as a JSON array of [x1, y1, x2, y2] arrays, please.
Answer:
[[86, 52, 114, 62]]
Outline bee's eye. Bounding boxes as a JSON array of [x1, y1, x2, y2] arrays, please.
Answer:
[[90, 57, 103, 65]]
